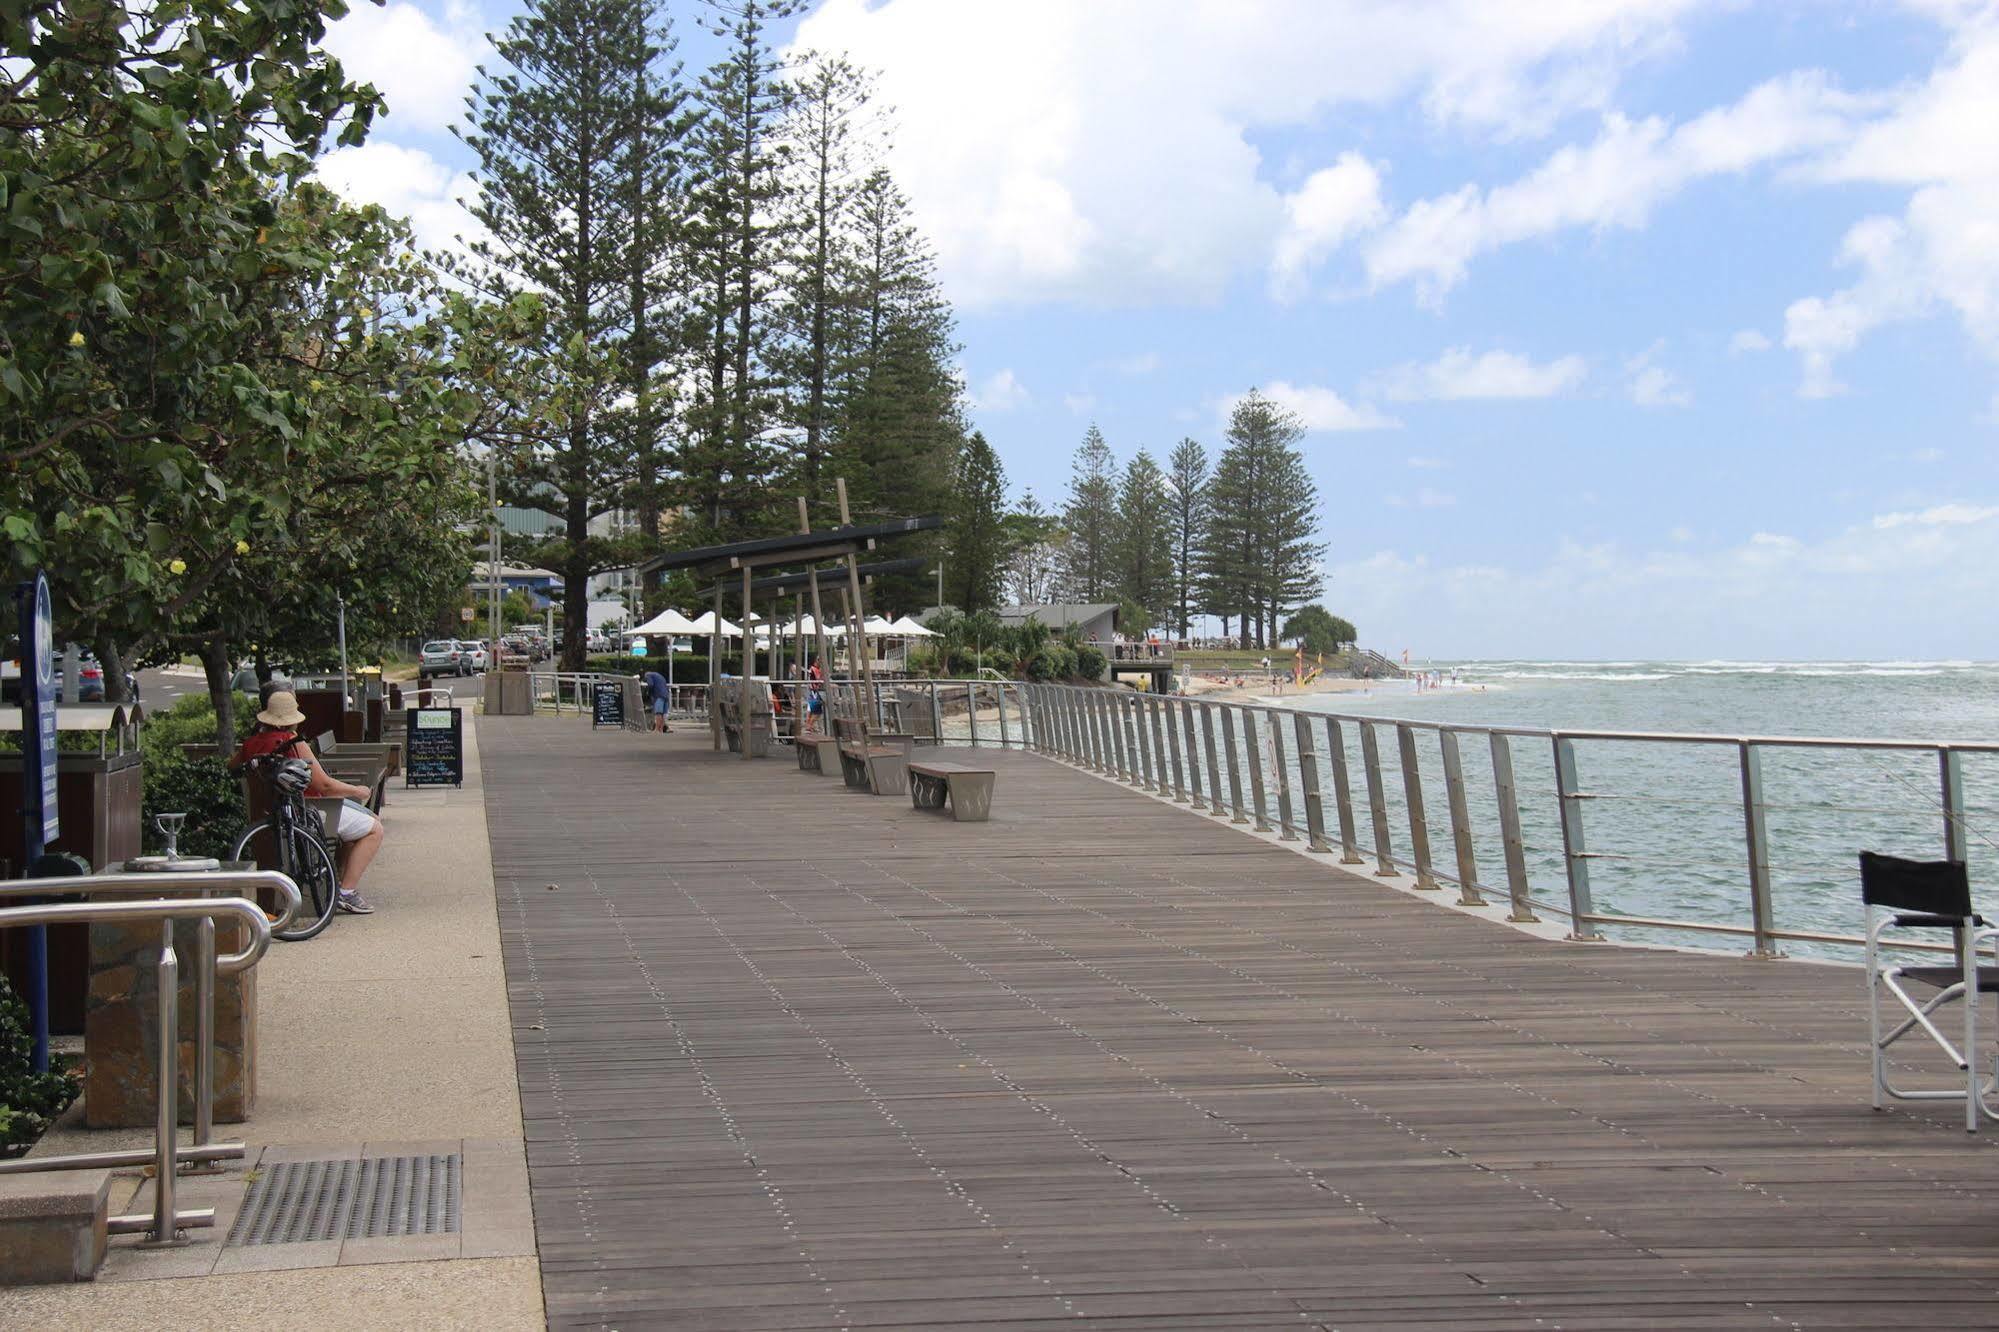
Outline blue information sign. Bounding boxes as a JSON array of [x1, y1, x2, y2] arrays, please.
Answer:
[[19, 572, 58, 845]]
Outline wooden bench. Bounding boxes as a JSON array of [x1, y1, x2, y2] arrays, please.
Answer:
[[315, 730, 402, 778], [908, 761, 997, 822]]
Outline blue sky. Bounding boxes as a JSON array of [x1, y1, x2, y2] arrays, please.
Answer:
[[318, 0, 1999, 659]]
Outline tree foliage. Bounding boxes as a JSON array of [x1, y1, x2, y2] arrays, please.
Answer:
[[1282, 605, 1356, 656], [947, 432, 1007, 613], [1059, 425, 1118, 602]]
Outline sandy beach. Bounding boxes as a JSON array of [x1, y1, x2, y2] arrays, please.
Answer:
[[1179, 671, 1405, 704]]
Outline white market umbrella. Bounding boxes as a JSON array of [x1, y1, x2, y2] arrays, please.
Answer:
[[890, 616, 936, 637], [631, 608, 703, 636]]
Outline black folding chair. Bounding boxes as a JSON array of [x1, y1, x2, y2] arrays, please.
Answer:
[[1862, 851, 1999, 1131]]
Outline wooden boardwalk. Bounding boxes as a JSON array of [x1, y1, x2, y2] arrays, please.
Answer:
[[482, 718, 1999, 1330]]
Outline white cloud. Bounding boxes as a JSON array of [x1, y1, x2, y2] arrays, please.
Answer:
[[968, 368, 1030, 412], [1871, 502, 1999, 530], [1270, 152, 1387, 299], [314, 141, 480, 257], [1626, 341, 1692, 407], [1366, 71, 1866, 297], [1780, 13, 1999, 397], [1231, 381, 1399, 432], [324, 0, 484, 136], [1383, 347, 1587, 400], [1729, 329, 1772, 353], [1061, 392, 1096, 415], [1107, 352, 1159, 376], [791, 0, 1704, 307], [1326, 502, 1999, 657]]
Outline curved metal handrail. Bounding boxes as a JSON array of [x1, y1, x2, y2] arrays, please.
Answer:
[[0, 868, 302, 937], [0, 896, 273, 975]]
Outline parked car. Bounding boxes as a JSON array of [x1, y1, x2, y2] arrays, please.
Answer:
[[3, 640, 138, 703], [420, 639, 469, 677], [458, 639, 490, 672], [586, 632, 611, 654]]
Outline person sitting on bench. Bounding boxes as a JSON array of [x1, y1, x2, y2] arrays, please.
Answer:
[[227, 690, 385, 915]]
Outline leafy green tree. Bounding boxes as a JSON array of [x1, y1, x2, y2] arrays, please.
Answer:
[[0, 0, 381, 677], [1282, 605, 1356, 656], [773, 52, 874, 497], [1059, 425, 1118, 602], [1200, 390, 1324, 646], [1001, 489, 1062, 606], [946, 432, 1007, 612], [1166, 438, 1209, 637], [456, 0, 675, 669], [679, 0, 801, 542], [1114, 449, 1173, 629]]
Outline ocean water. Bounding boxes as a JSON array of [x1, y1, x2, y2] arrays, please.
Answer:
[[1253, 661, 1999, 957]]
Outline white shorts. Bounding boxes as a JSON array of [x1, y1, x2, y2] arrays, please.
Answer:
[[334, 798, 379, 842]]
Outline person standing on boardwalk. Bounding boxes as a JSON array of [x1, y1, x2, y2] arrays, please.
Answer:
[[642, 668, 670, 732]]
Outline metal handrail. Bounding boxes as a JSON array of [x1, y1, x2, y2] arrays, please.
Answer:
[[0, 894, 279, 1247], [996, 681, 1997, 960]]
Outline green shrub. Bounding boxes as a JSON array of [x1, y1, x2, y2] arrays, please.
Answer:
[[0, 974, 78, 1157], [138, 693, 251, 857], [586, 653, 730, 678], [1075, 645, 1106, 680]]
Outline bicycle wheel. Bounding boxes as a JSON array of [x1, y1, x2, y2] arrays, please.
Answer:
[[231, 819, 341, 941]]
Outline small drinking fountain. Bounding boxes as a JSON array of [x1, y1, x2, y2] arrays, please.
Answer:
[[129, 812, 221, 872]]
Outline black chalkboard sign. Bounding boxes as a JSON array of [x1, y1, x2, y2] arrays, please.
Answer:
[[593, 680, 624, 730], [404, 707, 463, 787]]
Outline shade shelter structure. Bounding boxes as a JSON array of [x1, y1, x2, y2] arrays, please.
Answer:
[[627, 608, 709, 697], [642, 512, 942, 756]]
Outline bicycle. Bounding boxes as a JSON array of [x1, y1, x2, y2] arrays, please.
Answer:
[[229, 757, 342, 941]]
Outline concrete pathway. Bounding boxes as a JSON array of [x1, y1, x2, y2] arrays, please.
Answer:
[[1, 712, 543, 1329]]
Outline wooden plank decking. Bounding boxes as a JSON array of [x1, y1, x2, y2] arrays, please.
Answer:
[[482, 717, 1999, 1330]]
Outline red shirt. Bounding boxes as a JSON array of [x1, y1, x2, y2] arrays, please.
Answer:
[[235, 729, 301, 763]]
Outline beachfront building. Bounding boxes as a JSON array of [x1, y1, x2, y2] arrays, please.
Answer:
[[995, 603, 1175, 689]]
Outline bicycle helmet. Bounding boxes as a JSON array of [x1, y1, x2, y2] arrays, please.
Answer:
[[271, 757, 312, 795]]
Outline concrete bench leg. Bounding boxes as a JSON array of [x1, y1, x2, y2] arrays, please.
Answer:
[[911, 773, 948, 810], [797, 743, 819, 773], [867, 751, 909, 797], [948, 773, 995, 822], [839, 751, 870, 788]]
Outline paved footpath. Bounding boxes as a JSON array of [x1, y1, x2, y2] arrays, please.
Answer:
[[2, 711, 542, 1330], [484, 717, 1999, 1331]]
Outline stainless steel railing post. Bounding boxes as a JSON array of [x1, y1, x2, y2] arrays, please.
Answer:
[[1439, 729, 1485, 906], [1219, 706, 1248, 823], [1739, 741, 1781, 959], [1143, 696, 1159, 788], [1552, 735, 1602, 940], [1360, 722, 1395, 875], [1165, 699, 1188, 802], [1241, 709, 1271, 831], [193, 914, 215, 1155], [1326, 718, 1363, 864], [1942, 746, 1968, 862], [1397, 724, 1438, 889], [1266, 709, 1296, 840], [1292, 711, 1330, 852], [1489, 733, 1539, 922], [967, 683, 981, 747], [1200, 704, 1228, 819], [1086, 692, 1104, 770], [1149, 696, 1172, 796], [999, 684, 1011, 748], [930, 682, 944, 745], [1115, 696, 1136, 783], [139, 922, 186, 1248], [1181, 701, 1205, 810]]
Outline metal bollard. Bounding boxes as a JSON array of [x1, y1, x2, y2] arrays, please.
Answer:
[[1360, 723, 1395, 875], [1326, 718, 1363, 864], [1552, 735, 1602, 940], [1439, 730, 1484, 906], [1489, 733, 1538, 922]]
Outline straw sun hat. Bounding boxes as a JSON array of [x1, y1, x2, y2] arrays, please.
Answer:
[[256, 691, 306, 728]]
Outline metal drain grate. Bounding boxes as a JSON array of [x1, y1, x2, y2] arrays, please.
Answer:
[[227, 1154, 461, 1246]]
